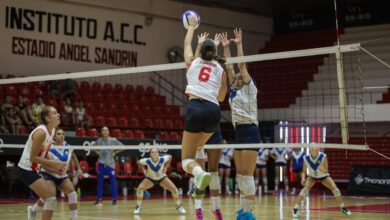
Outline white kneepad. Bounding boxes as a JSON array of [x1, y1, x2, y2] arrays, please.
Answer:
[[241, 175, 256, 196], [43, 197, 57, 211], [209, 172, 220, 190], [67, 191, 78, 204], [195, 148, 206, 160], [182, 159, 196, 173]]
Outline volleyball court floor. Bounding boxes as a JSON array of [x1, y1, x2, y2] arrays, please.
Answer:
[[0, 193, 389, 220]]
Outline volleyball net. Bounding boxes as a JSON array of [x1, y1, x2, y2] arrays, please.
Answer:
[[0, 43, 370, 151]]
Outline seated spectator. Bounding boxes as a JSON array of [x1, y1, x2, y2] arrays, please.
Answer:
[[1, 96, 14, 112], [62, 97, 76, 126], [75, 100, 89, 128], [4, 107, 22, 134], [31, 96, 46, 115], [14, 96, 34, 126], [0, 114, 9, 134]]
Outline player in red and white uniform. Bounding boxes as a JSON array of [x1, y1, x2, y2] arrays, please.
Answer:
[[18, 106, 64, 220], [181, 14, 227, 220]]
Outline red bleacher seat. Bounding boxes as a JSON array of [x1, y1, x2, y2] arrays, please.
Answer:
[[94, 116, 106, 127], [87, 128, 98, 137], [75, 127, 86, 137], [129, 117, 140, 128], [122, 130, 134, 139], [125, 85, 134, 94], [18, 85, 30, 98], [164, 119, 174, 129], [130, 105, 141, 116], [159, 131, 169, 140], [114, 84, 124, 94], [143, 118, 154, 128], [117, 117, 128, 127], [133, 130, 145, 139], [91, 82, 102, 92], [136, 85, 145, 94], [5, 85, 17, 97], [146, 86, 155, 95], [106, 117, 117, 127], [111, 129, 122, 138], [174, 119, 184, 130], [103, 83, 113, 94], [127, 93, 137, 103], [169, 131, 181, 141], [154, 118, 164, 129], [19, 126, 28, 135], [118, 103, 130, 115]]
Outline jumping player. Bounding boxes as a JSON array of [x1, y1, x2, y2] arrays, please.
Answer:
[[222, 28, 259, 220], [181, 13, 227, 208]]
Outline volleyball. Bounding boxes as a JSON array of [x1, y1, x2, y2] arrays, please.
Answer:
[[182, 10, 200, 30]]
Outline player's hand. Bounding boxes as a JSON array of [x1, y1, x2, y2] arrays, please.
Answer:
[[197, 32, 209, 45], [188, 15, 198, 28], [231, 28, 242, 44], [53, 161, 67, 171], [213, 33, 222, 48], [220, 32, 231, 47]]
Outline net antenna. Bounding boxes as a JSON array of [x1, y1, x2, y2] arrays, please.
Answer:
[[334, 0, 349, 144]]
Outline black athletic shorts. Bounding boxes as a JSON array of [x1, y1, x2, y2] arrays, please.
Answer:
[[234, 124, 260, 151], [184, 99, 220, 133], [307, 175, 330, 182], [146, 176, 167, 185], [41, 171, 68, 187], [18, 167, 41, 186]]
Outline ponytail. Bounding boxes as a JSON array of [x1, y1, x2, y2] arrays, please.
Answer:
[[33, 105, 51, 125], [212, 55, 226, 65]]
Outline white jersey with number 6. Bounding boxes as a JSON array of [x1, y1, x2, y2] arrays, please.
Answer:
[[185, 57, 224, 105]]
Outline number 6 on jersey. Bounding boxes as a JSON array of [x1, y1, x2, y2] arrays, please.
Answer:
[[198, 66, 211, 82]]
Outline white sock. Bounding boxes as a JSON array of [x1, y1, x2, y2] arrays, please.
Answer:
[[192, 166, 203, 178], [175, 200, 181, 206], [239, 194, 245, 210], [339, 202, 345, 208], [137, 200, 142, 206], [195, 199, 202, 209], [211, 196, 220, 211], [294, 203, 299, 209], [70, 209, 77, 220], [243, 199, 254, 212], [32, 203, 42, 212], [226, 184, 230, 191]]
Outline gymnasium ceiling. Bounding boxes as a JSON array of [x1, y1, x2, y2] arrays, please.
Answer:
[[173, 0, 368, 17]]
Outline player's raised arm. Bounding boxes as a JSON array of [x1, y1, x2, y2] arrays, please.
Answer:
[[184, 15, 198, 66]]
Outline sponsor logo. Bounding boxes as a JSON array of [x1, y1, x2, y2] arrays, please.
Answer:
[[354, 173, 390, 185]]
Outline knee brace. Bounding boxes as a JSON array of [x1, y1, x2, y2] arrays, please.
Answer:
[[209, 172, 220, 190], [332, 188, 341, 197], [195, 148, 206, 160], [67, 191, 78, 204], [241, 175, 256, 196], [182, 159, 195, 173], [43, 197, 57, 211], [299, 187, 308, 197], [136, 189, 144, 197]]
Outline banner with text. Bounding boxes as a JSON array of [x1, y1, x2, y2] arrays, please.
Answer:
[[347, 166, 390, 195]]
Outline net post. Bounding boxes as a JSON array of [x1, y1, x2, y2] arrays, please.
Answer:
[[335, 47, 349, 144]]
